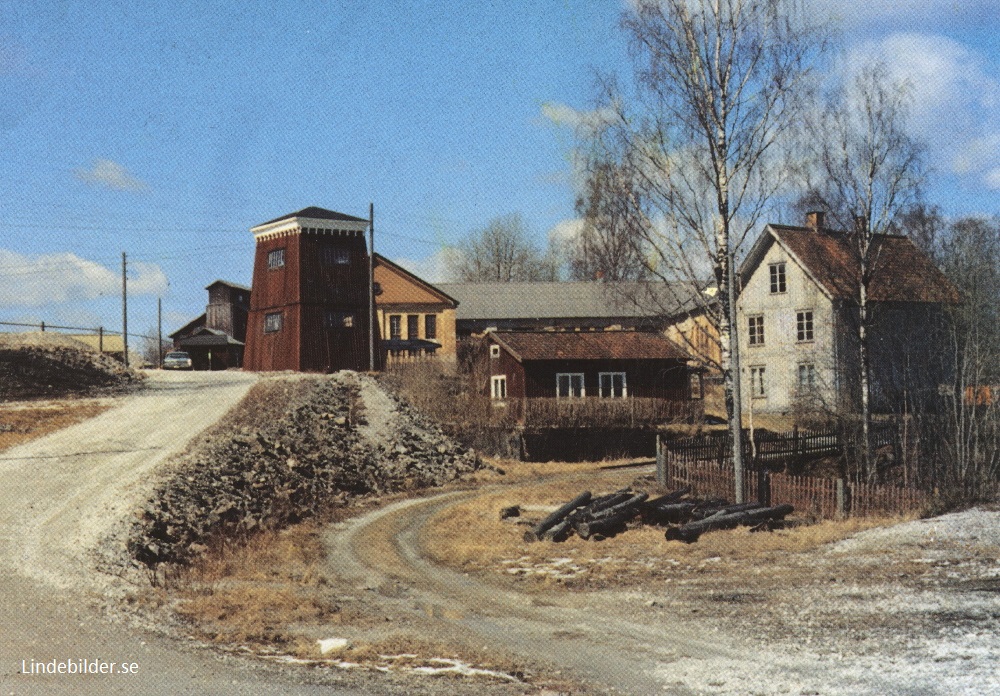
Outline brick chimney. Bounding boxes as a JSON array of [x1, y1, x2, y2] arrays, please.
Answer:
[[805, 210, 825, 231]]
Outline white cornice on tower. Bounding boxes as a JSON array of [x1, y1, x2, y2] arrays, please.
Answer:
[[251, 210, 369, 242]]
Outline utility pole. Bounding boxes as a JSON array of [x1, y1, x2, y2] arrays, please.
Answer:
[[122, 252, 129, 368], [368, 202, 375, 372], [157, 297, 163, 368]]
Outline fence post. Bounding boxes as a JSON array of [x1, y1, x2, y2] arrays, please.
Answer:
[[40, 321, 45, 332], [655, 432, 666, 486], [836, 478, 847, 519]]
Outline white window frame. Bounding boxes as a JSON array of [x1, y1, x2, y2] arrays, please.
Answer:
[[322, 246, 351, 265], [749, 366, 766, 398], [491, 375, 507, 400], [748, 314, 765, 346], [796, 310, 814, 343], [388, 314, 402, 340], [598, 372, 627, 398], [489, 344, 500, 358], [797, 363, 817, 393], [325, 311, 354, 329], [556, 373, 585, 398], [267, 248, 286, 270], [769, 262, 786, 293], [264, 311, 283, 333]]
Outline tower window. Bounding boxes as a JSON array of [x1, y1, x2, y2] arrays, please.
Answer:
[[267, 248, 285, 269]]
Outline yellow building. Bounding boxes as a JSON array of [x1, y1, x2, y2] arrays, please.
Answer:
[[373, 254, 458, 362]]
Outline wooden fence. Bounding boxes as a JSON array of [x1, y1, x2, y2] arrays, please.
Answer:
[[656, 433, 929, 519], [497, 397, 701, 429]]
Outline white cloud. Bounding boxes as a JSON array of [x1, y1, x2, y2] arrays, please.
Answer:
[[845, 32, 1000, 189], [547, 218, 585, 246], [540, 101, 615, 134], [0, 249, 167, 307], [74, 159, 147, 191], [388, 248, 460, 284]]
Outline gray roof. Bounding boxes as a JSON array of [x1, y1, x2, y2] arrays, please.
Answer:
[[258, 206, 368, 226], [435, 281, 707, 321]]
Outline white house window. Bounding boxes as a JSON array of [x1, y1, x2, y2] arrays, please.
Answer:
[[325, 311, 354, 329], [322, 246, 350, 265], [599, 372, 627, 398], [389, 315, 402, 340], [491, 375, 507, 400], [796, 310, 814, 342], [750, 366, 766, 398], [690, 373, 703, 400], [490, 344, 500, 358], [556, 373, 585, 398], [748, 315, 765, 346], [267, 248, 286, 270], [769, 262, 786, 293], [264, 312, 283, 333], [798, 363, 817, 392]]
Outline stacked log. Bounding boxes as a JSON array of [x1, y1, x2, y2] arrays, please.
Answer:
[[519, 486, 794, 544]]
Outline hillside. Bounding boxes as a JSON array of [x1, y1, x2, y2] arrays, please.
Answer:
[[0, 332, 142, 400]]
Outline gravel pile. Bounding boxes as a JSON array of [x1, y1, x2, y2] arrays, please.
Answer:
[[0, 332, 140, 399], [129, 372, 481, 568]]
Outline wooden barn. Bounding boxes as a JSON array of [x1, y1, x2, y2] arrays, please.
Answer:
[[170, 280, 250, 370], [243, 207, 377, 373], [486, 330, 696, 403]]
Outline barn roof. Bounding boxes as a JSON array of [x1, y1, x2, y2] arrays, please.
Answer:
[[437, 281, 706, 322], [205, 279, 251, 292], [742, 225, 962, 304], [491, 330, 690, 363]]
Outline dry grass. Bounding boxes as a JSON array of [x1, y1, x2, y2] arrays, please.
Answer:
[[0, 399, 114, 451], [171, 524, 350, 646], [421, 464, 906, 589]]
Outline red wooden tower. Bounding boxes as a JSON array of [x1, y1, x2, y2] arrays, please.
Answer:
[[244, 207, 376, 373]]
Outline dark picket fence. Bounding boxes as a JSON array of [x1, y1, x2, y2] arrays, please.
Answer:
[[656, 432, 930, 519]]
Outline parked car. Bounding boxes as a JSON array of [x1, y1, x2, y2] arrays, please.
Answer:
[[162, 351, 193, 370]]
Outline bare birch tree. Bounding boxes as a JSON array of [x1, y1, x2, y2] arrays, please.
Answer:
[[449, 214, 555, 282], [581, 0, 826, 500], [801, 61, 926, 479]]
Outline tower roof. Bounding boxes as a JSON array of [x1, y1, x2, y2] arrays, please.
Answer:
[[258, 206, 368, 226]]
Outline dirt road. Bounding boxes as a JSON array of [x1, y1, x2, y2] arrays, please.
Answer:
[[0, 371, 365, 696], [325, 487, 944, 696]]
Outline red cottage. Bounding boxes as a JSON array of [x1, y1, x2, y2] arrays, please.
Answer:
[[243, 207, 376, 373]]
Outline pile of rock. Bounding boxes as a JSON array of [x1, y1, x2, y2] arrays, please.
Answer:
[[130, 374, 482, 568], [0, 332, 140, 399]]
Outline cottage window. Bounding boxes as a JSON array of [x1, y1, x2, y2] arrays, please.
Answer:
[[325, 311, 354, 329], [798, 363, 817, 392], [796, 310, 814, 342], [490, 344, 500, 358], [491, 375, 507, 400], [389, 315, 402, 340], [264, 312, 283, 333], [267, 248, 286, 270], [424, 314, 437, 340], [407, 314, 419, 340], [599, 372, 627, 398], [769, 262, 786, 293], [748, 315, 765, 346], [750, 366, 766, 398], [690, 373, 703, 400], [556, 373, 585, 398], [322, 246, 350, 265]]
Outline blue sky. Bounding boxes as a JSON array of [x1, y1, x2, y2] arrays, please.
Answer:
[[1, 1, 998, 338]]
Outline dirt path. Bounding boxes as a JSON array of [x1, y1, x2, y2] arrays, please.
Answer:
[[0, 371, 366, 695], [324, 483, 936, 696]]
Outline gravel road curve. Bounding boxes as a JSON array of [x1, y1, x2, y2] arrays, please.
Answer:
[[0, 371, 365, 696]]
